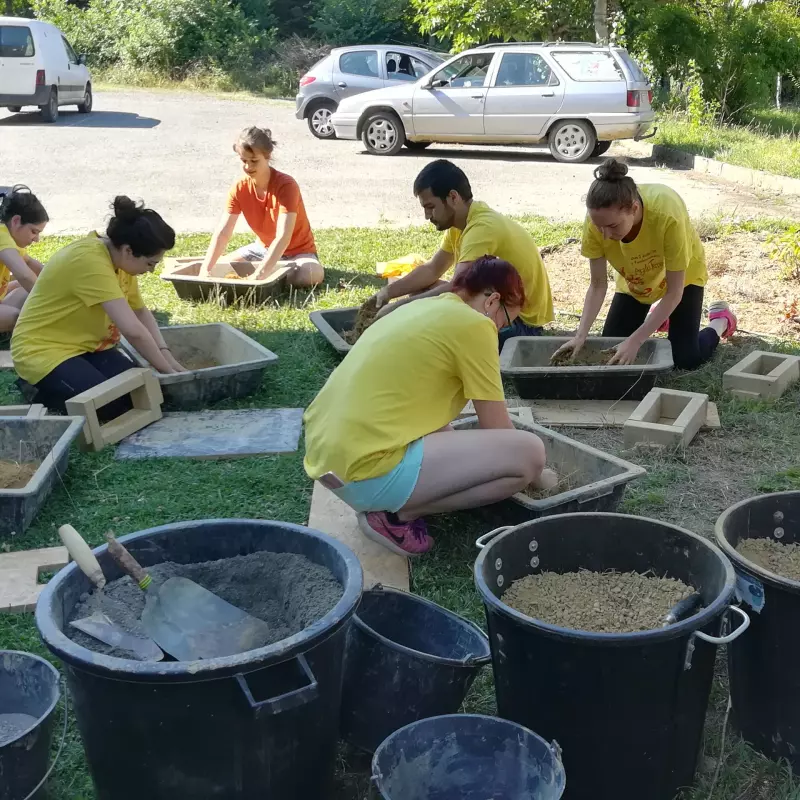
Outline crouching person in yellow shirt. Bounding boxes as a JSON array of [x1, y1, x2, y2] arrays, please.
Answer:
[[554, 159, 736, 369], [304, 256, 548, 557], [11, 197, 186, 419], [0, 185, 49, 332]]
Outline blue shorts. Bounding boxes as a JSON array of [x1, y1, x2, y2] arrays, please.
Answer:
[[333, 438, 424, 514]]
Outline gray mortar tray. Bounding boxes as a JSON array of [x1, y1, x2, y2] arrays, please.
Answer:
[[500, 336, 673, 400], [309, 307, 357, 357], [0, 415, 84, 536], [121, 323, 278, 410], [160, 257, 287, 305], [454, 415, 645, 524]]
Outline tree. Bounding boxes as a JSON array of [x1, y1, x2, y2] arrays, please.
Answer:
[[594, 0, 608, 43], [313, 0, 418, 45]]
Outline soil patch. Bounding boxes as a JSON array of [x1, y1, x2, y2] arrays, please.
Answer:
[[0, 460, 39, 489], [343, 296, 380, 345], [223, 271, 243, 280], [550, 349, 616, 367], [736, 537, 800, 581], [182, 354, 220, 370], [0, 713, 38, 745], [503, 569, 696, 633], [67, 550, 343, 660]]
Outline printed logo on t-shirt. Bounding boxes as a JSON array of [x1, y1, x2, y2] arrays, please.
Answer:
[[95, 324, 121, 351]]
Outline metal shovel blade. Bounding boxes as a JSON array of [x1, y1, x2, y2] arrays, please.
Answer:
[[70, 612, 164, 661], [141, 577, 272, 661]]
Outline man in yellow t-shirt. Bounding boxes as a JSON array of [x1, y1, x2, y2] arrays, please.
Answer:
[[372, 160, 554, 348]]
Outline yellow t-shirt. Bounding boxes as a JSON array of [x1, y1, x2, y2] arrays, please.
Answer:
[[441, 201, 554, 327], [0, 223, 25, 300], [11, 234, 145, 384], [581, 184, 708, 305], [304, 293, 505, 482]]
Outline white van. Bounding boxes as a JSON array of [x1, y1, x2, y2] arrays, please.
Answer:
[[0, 16, 92, 123]]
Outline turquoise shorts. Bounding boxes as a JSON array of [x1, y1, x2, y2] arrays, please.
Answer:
[[333, 438, 424, 514]]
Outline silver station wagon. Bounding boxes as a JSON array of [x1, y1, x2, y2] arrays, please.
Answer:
[[330, 42, 655, 163]]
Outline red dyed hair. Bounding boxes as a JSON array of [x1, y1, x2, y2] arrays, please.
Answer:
[[451, 255, 526, 308]]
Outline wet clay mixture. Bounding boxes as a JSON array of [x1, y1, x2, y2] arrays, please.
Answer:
[[0, 713, 38, 745], [523, 467, 578, 500], [343, 296, 379, 345], [0, 460, 39, 489], [503, 569, 696, 633], [181, 354, 220, 370], [737, 537, 800, 581], [550, 349, 616, 367], [67, 550, 343, 660]]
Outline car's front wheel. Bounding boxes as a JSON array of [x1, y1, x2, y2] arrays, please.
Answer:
[[7, 106, 21, 113], [549, 119, 596, 163], [40, 88, 58, 123], [77, 84, 92, 114], [307, 101, 336, 139], [362, 111, 405, 156], [404, 140, 430, 151], [592, 141, 612, 158]]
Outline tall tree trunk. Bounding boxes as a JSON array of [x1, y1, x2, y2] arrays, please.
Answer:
[[594, 0, 609, 43]]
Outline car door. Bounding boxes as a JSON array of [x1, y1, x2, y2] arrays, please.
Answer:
[[483, 52, 566, 138], [0, 24, 37, 97], [332, 50, 383, 102], [60, 35, 84, 101], [411, 52, 495, 137], [385, 51, 436, 85]]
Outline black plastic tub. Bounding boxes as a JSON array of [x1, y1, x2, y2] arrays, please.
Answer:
[[309, 307, 357, 357], [36, 519, 363, 800], [0, 651, 61, 800], [340, 586, 491, 752], [371, 713, 566, 800], [474, 512, 747, 800], [715, 491, 800, 773]]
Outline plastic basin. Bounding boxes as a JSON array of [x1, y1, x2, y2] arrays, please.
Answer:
[[500, 336, 674, 399], [309, 307, 357, 357], [121, 323, 278, 410]]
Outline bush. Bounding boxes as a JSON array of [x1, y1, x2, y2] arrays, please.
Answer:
[[769, 225, 800, 281], [312, 0, 418, 46]]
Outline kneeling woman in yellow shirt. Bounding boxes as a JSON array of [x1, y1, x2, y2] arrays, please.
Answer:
[[0, 185, 49, 332], [12, 197, 186, 419], [555, 159, 736, 369], [304, 256, 547, 557]]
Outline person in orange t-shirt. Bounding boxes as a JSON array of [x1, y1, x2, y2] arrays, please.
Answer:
[[201, 126, 322, 287]]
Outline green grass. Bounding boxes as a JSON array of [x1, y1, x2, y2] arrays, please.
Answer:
[[655, 110, 800, 180], [2, 219, 800, 798]]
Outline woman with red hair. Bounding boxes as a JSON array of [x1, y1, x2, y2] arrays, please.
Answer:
[[304, 256, 547, 557]]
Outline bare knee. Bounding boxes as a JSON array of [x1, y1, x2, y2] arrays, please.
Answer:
[[507, 431, 546, 488], [0, 306, 20, 333], [286, 260, 324, 288]]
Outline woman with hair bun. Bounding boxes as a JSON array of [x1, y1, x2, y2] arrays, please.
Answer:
[[0, 185, 49, 331], [11, 197, 186, 418], [553, 158, 736, 369], [304, 255, 549, 557]]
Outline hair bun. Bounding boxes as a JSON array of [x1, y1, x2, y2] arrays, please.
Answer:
[[112, 196, 142, 222], [593, 158, 629, 182]]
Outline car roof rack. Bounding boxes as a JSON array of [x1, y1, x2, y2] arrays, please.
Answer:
[[475, 41, 601, 49]]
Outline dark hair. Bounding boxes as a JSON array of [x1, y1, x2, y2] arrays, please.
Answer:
[[0, 184, 49, 226], [586, 158, 639, 210], [452, 255, 526, 308], [106, 197, 175, 257], [234, 126, 276, 158], [413, 159, 473, 202]]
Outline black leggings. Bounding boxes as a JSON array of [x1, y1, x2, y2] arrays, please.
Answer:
[[35, 348, 135, 421], [602, 285, 719, 370]]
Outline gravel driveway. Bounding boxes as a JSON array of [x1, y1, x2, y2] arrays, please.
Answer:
[[1, 89, 795, 234]]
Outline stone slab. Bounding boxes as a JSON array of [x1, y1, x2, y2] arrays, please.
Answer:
[[0, 351, 12, 370], [116, 408, 304, 460], [308, 482, 409, 592], [623, 389, 709, 449], [0, 546, 68, 613]]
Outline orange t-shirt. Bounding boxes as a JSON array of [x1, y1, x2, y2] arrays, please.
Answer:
[[226, 170, 316, 257]]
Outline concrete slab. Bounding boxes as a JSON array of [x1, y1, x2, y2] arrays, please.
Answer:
[[0, 546, 68, 613], [0, 351, 12, 370], [623, 389, 709, 449], [308, 482, 409, 592], [723, 350, 800, 400], [115, 408, 304, 459]]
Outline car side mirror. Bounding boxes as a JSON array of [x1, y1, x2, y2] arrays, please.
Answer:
[[428, 79, 448, 89], [78, 54, 87, 65]]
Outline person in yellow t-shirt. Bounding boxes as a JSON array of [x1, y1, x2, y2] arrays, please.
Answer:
[[12, 196, 187, 419], [372, 160, 554, 349], [0, 185, 49, 332], [554, 159, 737, 370], [304, 256, 549, 557]]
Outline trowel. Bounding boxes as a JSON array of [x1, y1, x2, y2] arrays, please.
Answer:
[[105, 533, 272, 661], [59, 525, 164, 662]]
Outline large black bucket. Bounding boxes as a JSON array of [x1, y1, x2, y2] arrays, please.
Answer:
[[474, 512, 747, 800], [340, 586, 491, 752], [35, 519, 362, 800], [716, 490, 800, 772], [0, 651, 61, 800], [371, 713, 566, 800]]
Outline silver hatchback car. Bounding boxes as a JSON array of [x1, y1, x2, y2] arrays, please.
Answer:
[[330, 42, 655, 162], [295, 44, 445, 139]]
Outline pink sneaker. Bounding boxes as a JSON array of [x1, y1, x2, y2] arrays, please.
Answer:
[[708, 301, 738, 339], [357, 512, 434, 557]]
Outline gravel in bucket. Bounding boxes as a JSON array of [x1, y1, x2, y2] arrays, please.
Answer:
[[503, 569, 696, 633], [0, 713, 37, 745], [0, 460, 39, 489], [736, 538, 800, 582], [67, 550, 343, 660]]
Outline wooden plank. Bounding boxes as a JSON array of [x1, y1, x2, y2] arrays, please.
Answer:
[[0, 546, 68, 613], [308, 482, 409, 592]]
